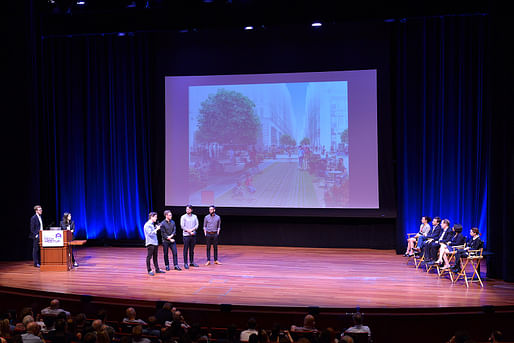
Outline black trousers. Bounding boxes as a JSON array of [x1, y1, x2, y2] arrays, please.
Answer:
[[32, 238, 40, 266], [163, 240, 178, 267], [183, 236, 196, 265], [205, 233, 219, 261], [453, 249, 469, 270], [146, 245, 159, 271]]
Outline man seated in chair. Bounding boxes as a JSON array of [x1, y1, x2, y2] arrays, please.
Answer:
[[419, 217, 442, 258], [434, 223, 466, 269], [291, 314, 320, 343], [342, 312, 370, 342], [451, 227, 483, 273], [425, 219, 452, 264]]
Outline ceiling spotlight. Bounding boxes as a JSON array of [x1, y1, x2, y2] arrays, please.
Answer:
[[76, 0, 86, 5], [244, 26, 254, 30], [311, 22, 322, 27]]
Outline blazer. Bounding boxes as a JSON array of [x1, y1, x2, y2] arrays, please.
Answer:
[[426, 224, 442, 240], [447, 232, 466, 246], [467, 237, 484, 251], [29, 214, 42, 239], [436, 228, 454, 243]]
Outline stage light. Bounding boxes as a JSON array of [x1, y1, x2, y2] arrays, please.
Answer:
[[311, 22, 322, 27], [76, 0, 86, 5], [244, 26, 254, 30]]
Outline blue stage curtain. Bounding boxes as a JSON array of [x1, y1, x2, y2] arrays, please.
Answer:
[[39, 34, 155, 240], [394, 15, 489, 250]]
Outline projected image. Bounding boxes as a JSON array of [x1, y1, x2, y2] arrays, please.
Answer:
[[188, 82, 349, 208]]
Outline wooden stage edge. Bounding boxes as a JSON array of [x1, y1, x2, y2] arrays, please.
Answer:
[[1, 245, 514, 315]]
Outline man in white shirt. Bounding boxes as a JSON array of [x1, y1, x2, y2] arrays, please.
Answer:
[[180, 205, 199, 269], [240, 318, 258, 342]]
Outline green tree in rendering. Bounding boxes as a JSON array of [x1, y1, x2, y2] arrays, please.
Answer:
[[340, 129, 348, 145], [280, 134, 296, 147], [300, 137, 311, 146], [196, 89, 261, 145]]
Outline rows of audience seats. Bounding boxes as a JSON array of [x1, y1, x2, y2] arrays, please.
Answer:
[[0, 299, 508, 343]]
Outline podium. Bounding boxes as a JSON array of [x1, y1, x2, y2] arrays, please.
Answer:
[[39, 230, 73, 271]]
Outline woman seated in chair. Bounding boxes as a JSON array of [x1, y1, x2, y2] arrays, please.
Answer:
[[404, 216, 431, 256], [434, 224, 465, 269], [451, 227, 483, 273]]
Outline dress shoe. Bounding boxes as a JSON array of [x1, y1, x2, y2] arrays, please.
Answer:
[[35, 264, 40, 268], [148, 271, 155, 276], [174, 265, 182, 271], [73, 262, 79, 267], [214, 260, 222, 265], [156, 269, 165, 273], [165, 265, 170, 271], [190, 263, 199, 267], [184, 264, 189, 269], [205, 261, 211, 266]]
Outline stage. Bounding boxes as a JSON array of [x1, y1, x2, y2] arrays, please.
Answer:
[[1, 245, 514, 310]]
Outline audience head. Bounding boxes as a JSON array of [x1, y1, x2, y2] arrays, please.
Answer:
[[50, 299, 60, 309], [97, 309, 108, 322], [22, 315, 34, 328], [247, 317, 257, 330], [340, 336, 354, 343], [75, 313, 87, 326], [126, 307, 136, 320], [26, 322, 40, 336], [303, 314, 316, 329], [352, 312, 363, 326], [132, 325, 143, 338], [92, 319, 103, 332], [83, 332, 97, 343]]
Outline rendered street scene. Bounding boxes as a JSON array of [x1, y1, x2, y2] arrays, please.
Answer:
[[188, 81, 349, 208]]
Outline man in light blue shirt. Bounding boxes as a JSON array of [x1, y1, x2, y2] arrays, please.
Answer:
[[180, 205, 199, 269], [144, 212, 165, 276]]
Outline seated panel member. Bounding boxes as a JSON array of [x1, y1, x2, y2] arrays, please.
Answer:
[[405, 216, 431, 257], [435, 223, 465, 269], [420, 217, 442, 259], [451, 227, 484, 273], [426, 219, 453, 263]]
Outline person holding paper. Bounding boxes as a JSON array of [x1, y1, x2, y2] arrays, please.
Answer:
[[144, 212, 165, 276]]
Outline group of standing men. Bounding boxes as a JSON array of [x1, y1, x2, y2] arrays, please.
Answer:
[[144, 205, 222, 276]]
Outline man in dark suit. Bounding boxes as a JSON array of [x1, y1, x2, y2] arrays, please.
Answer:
[[29, 205, 43, 267], [420, 217, 442, 260], [426, 219, 454, 263]]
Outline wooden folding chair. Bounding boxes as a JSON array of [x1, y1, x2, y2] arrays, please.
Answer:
[[406, 233, 418, 267], [453, 248, 484, 287], [437, 244, 465, 281]]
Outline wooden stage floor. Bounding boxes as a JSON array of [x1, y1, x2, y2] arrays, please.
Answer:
[[1, 245, 514, 310]]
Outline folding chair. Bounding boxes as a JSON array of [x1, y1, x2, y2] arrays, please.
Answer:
[[437, 244, 465, 281], [453, 248, 484, 287]]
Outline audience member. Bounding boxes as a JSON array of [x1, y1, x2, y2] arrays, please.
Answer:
[[21, 323, 43, 343], [123, 308, 147, 325], [240, 318, 258, 343], [343, 313, 370, 340], [41, 300, 70, 318], [270, 323, 292, 343], [45, 319, 72, 343], [155, 303, 175, 325], [132, 325, 151, 343]]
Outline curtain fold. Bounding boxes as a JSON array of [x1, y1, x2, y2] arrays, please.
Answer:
[[394, 15, 489, 251]]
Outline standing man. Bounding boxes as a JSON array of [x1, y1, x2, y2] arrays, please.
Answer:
[[180, 205, 199, 269], [30, 205, 43, 268], [204, 205, 222, 265], [144, 212, 165, 276], [160, 210, 181, 271]]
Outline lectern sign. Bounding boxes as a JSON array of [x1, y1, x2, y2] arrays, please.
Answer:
[[42, 230, 64, 247]]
